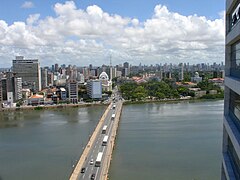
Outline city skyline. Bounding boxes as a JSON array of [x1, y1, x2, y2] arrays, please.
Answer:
[[0, 1, 225, 67]]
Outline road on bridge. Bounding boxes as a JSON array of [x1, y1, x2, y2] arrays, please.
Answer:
[[77, 99, 122, 180]]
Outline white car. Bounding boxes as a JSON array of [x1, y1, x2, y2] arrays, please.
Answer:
[[90, 159, 94, 165]]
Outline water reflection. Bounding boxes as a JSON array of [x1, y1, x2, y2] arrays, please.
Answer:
[[0, 111, 40, 128]]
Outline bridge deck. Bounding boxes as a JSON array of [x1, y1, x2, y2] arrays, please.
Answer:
[[69, 101, 123, 180]]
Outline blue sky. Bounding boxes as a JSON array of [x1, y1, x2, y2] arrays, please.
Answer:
[[0, 1, 225, 67], [1, 0, 224, 24]]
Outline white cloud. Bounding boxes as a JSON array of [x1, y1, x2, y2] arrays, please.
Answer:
[[131, 18, 139, 26], [0, 1, 224, 67], [26, 14, 40, 25], [21, 1, 34, 9]]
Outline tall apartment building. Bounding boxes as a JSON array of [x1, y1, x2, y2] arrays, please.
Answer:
[[179, 63, 184, 81], [67, 79, 78, 103], [13, 76, 23, 101], [1, 78, 7, 102], [123, 62, 130, 77], [1, 72, 22, 104], [47, 72, 54, 86], [222, 1, 240, 179], [86, 80, 102, 99], [41, 68, 48, 89], [12, 56, 41, 92]]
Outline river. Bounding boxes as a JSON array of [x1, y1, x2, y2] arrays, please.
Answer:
[[109, 100, 223, 180], [0, 100, 223, 180], [0, 106, 106, 180]]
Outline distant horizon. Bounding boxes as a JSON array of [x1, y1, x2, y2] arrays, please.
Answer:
[[0, 1, 224, 67], [0, 60, 225, 70]]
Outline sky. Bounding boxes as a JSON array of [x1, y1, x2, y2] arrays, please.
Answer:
[[0, 0, 225, 67]]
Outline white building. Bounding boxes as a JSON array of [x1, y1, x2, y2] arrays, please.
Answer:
[[14, 77, 22, 101], [191, 72, 202, 83], [99, 72, 112, 92], [116, 70, 122, 77], [77, 73, 85, 83]]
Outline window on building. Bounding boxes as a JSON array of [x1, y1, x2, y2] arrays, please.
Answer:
[[230, 90, 240, 130], [231, 41, 240, 78], [229, 3, 240, 31], [227, 137, 240, 179]]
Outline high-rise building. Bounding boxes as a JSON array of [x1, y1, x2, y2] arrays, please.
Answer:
[[47, 72, 54, 86], [123, 62, 130, 77], [1, 78, 7, 101], [77, 73, 84, 83], [12, 56, 41, 92], [179, 63, 184, 81], [1, 72, 22, 103], [54, 63, 59, 72], [83, 67, 90, 80], [86, 80, 102, 99], [90, 69, 96, 77], [112, 67, 117, 79], [67, 79, 78, 103], [109, 66, 113, 80], [41, 68, 48, 89], [72, 65, 78, 80], [109, 56, 113, 80], [89, 64, 93, 70], [222, 1, 240, 179], [13, 76, 22, 101], [123, 62, 129, 69]]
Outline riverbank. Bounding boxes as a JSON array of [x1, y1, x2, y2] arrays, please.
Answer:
[[123, 97, 224, 105], [1, 97, 224, 112], [1, 102, 109, 112]]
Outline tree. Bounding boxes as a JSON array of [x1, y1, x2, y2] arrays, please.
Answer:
[[120, 82, 138, 100], [197, 80, 221, 92], [183, 72, 191, 82], [133, 86, 147, 100], [177, 86, 189, 96], [155, 92, 165, 99], [120, 80, 181, 101], [16, 99, 24, 107]]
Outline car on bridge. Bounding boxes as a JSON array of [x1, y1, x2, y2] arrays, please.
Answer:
[[90, 159, 94, 165], [80, 167, 85, 173], [91, 173, 95, 180]]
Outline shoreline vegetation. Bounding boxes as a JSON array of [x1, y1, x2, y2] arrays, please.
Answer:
[[119, 79, 224, 104], [123, 97, 224, 105]]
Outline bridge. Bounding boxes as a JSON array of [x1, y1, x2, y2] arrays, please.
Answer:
[[69, 97, 123, 180]]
